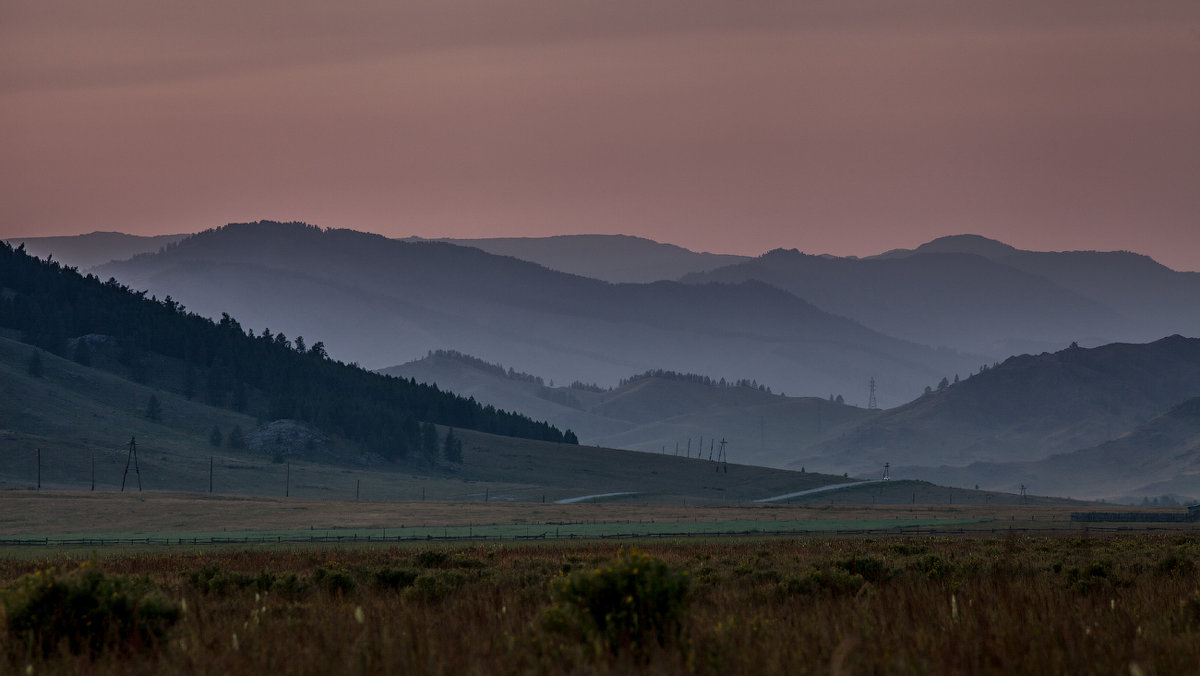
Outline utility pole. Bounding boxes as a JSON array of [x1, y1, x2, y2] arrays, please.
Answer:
[[356, 479, 360, 501], [718, 439, 728, 473], [209, 456, 213, 493], [868, 377, 878, 410], [121, 437, 141, 492], [285, 463, 290, 497], [36, 449, 41, 490], [90, 452, 95, 491], [708, 438, 714, 462]]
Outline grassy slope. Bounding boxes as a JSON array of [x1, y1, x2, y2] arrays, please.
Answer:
[[0, 333, 852, 504]]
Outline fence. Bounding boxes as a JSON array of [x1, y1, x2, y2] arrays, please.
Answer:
[[1, 524, 1195, 548]]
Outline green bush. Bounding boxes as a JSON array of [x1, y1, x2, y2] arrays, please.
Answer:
[[779, 567, 865, 597], [408, 571, 470, 603], [1156, 551, 1197, 577], [313, 566, 356, 594], [544, 548, 690, 656], [2, 565, 179, 657], [187, 565, 253, 595]]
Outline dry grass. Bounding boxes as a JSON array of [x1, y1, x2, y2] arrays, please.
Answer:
[[3, 532, 1200, 674], [0, 491, 1107, 537]]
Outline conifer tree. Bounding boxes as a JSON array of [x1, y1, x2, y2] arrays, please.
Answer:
[[443, 428, 463, 463]]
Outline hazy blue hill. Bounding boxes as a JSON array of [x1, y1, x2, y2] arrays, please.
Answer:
[[6, 231, 189, 270], [874, 234, 1020, 260], [383, 351, 878, 468], [802, 336, 1200, 478], [874, 234, 1200, 342], [682, 247, 1128, 356], [95, 221, 981, 406], [922, 396, 1200, 500], [407, 233, 750, 283]]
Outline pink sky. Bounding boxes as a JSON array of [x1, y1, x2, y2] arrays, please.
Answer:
[[2, 1, 1198, 269]]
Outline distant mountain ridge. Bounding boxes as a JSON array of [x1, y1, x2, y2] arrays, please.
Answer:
[[871, 234, 1200, 345], [683, 247, 1126, 356], [93, 221, 981, 406], [406, 234, 750, 283], [5, 231, 190, 270]]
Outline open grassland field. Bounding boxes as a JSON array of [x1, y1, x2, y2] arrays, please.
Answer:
[[3, 533, 1200, 674], [0, 492, 1130, 551]]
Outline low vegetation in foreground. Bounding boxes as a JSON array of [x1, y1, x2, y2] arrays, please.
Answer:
[[3, 533, 1200, 674]]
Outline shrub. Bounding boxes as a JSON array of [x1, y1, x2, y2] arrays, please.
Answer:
[[912, 554, 952, 580], [408, 571, 469, 603], [187, 565, 253, 595], [834, 555, 890, 583], [372, 567, 419, 590], [2, 565, 179, 657], [779, 567, 865, 597], [414, 550, 450, 568], [1156, 551, 1197, 577], [312, 566, 356, 594], [544, 548, 690, 657]]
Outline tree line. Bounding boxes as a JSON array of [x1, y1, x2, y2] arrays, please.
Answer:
[[0, 242, 575, 458]]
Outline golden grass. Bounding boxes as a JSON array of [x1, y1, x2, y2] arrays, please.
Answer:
[[3, 532, 1200, 674]]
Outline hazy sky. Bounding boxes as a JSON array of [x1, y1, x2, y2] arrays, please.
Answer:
[[3, 1, 1198, 269]]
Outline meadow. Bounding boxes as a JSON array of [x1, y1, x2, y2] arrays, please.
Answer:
[[3, 530, 1199, 674]]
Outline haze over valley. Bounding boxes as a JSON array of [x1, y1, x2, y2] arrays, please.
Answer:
[[6, 221, 1199, 501]]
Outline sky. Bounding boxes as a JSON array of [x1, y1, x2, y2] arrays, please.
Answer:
[[2, 1, 1198, 270]]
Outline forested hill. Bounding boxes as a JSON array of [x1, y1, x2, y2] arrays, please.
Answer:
[[0, 242, 574, 457]]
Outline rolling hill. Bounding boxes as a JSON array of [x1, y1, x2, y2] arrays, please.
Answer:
[[92, 221, 982, 406], [797, 336, 1200, 478], [920, 397, 1200, 501], [0, 331, 859, 504], [382, 351, 877, 468]]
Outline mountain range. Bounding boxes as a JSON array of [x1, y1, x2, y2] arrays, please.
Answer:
[[90, 221, 977, 406], [684, 234, 1200, 356], [406, 234, 749, 283], [9, 222, 1200, 500]]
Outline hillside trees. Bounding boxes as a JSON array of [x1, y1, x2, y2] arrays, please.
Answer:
[[443, 428, 463, 463], [0, 242, 574, 459]]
